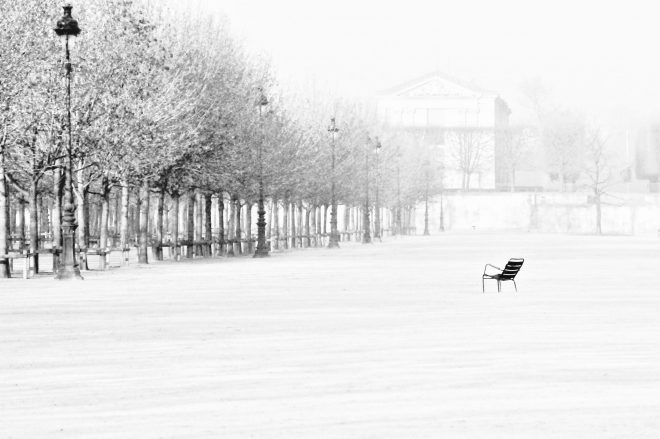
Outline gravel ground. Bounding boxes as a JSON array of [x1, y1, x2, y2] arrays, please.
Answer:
[[2, 232, 660, 438]]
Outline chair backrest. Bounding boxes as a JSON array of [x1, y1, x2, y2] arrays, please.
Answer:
[[501, 258, 524, 279]]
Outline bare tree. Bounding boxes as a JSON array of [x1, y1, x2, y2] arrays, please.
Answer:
[[497, 126, 534, 191], [583, 128, 616, 235], [543, 110, 585, 191], [448, 128, 492, 190]]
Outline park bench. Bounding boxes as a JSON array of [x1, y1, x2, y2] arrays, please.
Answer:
[[81, 247, 132, 269], [482, 258, 524, 293], [0, 253, 32, 279]]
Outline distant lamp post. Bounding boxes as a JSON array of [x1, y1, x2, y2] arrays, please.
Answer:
[[439, 151, 445, 232], [423, 155, 430, 236], [374, 137, 382, 240], [254, 88, 269, 257], [54, 3, 82, 280], [328, 118, 340, 248], [439, 190, 445, 232], [423, 144, 442, 236], [395, 147, 402, 235], [362, 136, 372, 244]]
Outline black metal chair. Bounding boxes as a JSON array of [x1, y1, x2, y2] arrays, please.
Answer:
[[482, 258, 524, 293]]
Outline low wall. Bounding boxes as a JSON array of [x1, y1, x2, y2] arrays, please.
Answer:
[[416, 192, 660, 235]]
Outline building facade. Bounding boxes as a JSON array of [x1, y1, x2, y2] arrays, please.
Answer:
[[377, 72, 511, 190]]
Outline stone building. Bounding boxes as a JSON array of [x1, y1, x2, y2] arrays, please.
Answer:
[[377, 71, 511, 190]]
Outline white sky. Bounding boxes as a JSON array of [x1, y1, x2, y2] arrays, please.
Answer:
[[163, 0, 660, 126]]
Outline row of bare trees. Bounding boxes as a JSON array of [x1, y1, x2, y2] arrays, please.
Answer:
[[0, 0, 434, 277]]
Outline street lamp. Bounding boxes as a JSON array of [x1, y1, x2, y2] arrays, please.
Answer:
[[438, 149, 445, 232], [439, 190, 445, 232], [423, 155, 430, 235], [328, 118, 340, 248], [254, 88, 269, 258], [395, 147, 402, 235], [374, 137, 382, 240], [54, 3, 82, 280], [362, 136, 371, 244]]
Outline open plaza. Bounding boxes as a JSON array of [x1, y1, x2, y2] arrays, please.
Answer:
[[2, 232, 659, 438]]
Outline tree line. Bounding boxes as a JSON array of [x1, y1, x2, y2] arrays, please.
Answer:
[[0, 0, 438, 277]]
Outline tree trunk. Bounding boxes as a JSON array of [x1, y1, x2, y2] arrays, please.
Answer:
[[305, 203, 311, 247], [99, 177, 111, 270], [272, 199, 280, 250], [154, 189, 165, 260], [232, 195, 243, 256], [226, 196, 235, 257], [76, 180, 90, 270], [204, 193, 212, 257], [423, 185, 430, 236], [267, 199, 273, 241], [138, 179, 150, 264], [52, 162, 63, 271], [16, 200, 25, 251], [290, 201, 296, 249], [0, 144, 10, 278], [298, 202, 305, 247], [317, 205, 323, 245], [595, 192, 602, 235], [282, 196, 289, 250], [29, 181, 39, 274], [217, 193, 225, 256], [245, 201, 253, 254], [322, 204, 327, 242], [172, 192, 180, 260], [134, 190, 140, 248], [194, 192, 202, 256], [233, 196, 242, 255], [113, 192, 120, 238], [81, 186, 90, 249], [120, 179, 130, 251], [187, 190, 195, 258]]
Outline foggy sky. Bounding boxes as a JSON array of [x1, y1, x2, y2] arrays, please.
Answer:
[[163, 0, 660, 127]]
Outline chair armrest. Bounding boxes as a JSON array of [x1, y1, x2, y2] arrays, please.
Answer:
[[483, 264, 502, 275]]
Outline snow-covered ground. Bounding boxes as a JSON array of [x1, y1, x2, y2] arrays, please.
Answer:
[[2, 232, 660, 438]]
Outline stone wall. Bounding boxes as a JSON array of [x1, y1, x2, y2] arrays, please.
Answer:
[[416, 192, 660, 235]]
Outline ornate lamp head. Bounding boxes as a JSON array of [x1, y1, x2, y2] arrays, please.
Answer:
[[54, 4, 81, 37]]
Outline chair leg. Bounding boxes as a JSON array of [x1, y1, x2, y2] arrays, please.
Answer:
[[482, 278, 485, 293], [513, 280, 517, 292], [497, 280, 501, 293]]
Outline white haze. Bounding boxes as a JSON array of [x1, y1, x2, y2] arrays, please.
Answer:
[[163, 0, 660, 129]]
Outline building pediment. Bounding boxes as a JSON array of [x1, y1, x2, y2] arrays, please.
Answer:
[[398, 77, 478, 98], [381, 71, 492, 99]]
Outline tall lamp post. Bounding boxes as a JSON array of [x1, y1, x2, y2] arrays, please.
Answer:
[[373, 137, 382, 240], [254, 88, 269, 257], [362, 136, 371, 244], [54, 4, 82, 280], [328, 118, 340, 248]]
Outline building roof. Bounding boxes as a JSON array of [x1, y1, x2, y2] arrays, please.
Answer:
[[379, 70, 497, 98]]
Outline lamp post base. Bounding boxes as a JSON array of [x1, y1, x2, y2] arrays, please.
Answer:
[[55, 266, 83, 280], [254, 205, 269, 258], [56, 224, 83, 280], [253, 247, 270, 258], [328, 234, 340, 248]]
